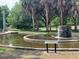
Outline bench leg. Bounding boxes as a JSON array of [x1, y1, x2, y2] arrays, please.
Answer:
[[54, 44, 57, 53], [46, 44, 48, 53]]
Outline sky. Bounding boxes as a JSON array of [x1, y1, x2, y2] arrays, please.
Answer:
[[0, 0, 19, 10]]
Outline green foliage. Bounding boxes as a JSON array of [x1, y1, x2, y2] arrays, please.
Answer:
[[51, 16, 77, 26], [51, 16, 60, 27], [15, 14, 32, 29], [0, 48, 6, 53], [6, 0, 78, 31], [7, 3, 22, 27], [7, 2, 32, 29], [64, 17, 74, 25], [0, 47, 13, 54]]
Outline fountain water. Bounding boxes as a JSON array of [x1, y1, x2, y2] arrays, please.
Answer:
[[57, 25, 72, 40]]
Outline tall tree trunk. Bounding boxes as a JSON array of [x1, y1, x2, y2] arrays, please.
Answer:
[[35, 17, 39, 31], [2, 10, 6, 32], [45, 4, 49, 32], [74, 25, 77, 31], [32, 8, 35, 31], [60, 0, 64, 25], [74, 18, 77, 31], [74, 4, 78, 31], [49, 23, 51, 31], [60, 9, 64, 25]]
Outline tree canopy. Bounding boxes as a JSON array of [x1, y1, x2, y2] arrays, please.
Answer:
[[21, 0, 76, 31], [7, 2, 32, 30], [0, 0, 78, 31]]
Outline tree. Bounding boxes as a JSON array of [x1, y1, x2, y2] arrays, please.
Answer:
[[21, 0, 75, 32], [40, 0, 58, 31], [0, 6, 9, 30], [7, 3, 22, 28], [0, 7, 3, 29], [40, 0, 74, 31], [21, 0, 41, 31], [7, 2, 32, 29], [57, 0, 75, 25]]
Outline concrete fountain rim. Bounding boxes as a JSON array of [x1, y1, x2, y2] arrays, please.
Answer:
[[23, 34, 58, 42], [23, 34, 79, 43], [24, 35, 46, 42]]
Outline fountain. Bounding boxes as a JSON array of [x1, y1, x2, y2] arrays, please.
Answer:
[[56, 25, 72, 40], [58, 25, 72, 38], [23, 25, 79, 49]]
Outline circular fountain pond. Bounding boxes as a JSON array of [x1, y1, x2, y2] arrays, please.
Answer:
[[24, 34, 79, 48], [0, 33, 79, 48], [24, 34, 57, 42]]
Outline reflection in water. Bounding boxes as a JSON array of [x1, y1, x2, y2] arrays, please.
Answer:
[[2, 35, 6, 44], [58, 42, 77, 48], [0, 33, 79, 48], [1, 34, 12, 45]]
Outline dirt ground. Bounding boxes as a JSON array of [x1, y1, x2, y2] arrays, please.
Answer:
[[0, 49, 79, 59]]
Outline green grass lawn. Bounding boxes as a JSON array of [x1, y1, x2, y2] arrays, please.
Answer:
[[9, 26, 79, 34], [0, 48, 6, 53], [0, 47, 13, 54], [14, 29, 57, 36]]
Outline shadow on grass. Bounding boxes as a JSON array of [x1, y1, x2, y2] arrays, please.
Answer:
[[39, 30, 57, 32], [72, 30, 79, 32]]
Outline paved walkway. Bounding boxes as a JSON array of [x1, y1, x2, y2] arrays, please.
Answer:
[[0, 49, 79, 59], [42, 51, 79, 59]]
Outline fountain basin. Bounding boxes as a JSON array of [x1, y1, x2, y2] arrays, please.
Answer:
[[0, 31, 18, 35], [24, 34, 79, 48], [24, 34, 57, 42], [0, 33, 79, 48]]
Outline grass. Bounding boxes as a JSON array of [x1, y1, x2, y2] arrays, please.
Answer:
[[9, 26, 79, 35], [9, 27, 57, 35], [0, 47, 14, 54], [0, 48, 6, 53]]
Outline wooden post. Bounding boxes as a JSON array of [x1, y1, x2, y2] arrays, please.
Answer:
[[46, 44, 48, 53], [55, 44, 57, 53]]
